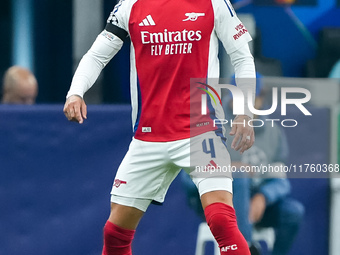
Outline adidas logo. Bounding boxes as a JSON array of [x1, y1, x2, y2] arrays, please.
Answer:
[[142, 127, 152, 132], [139, 15, 156, 26], [207, 160, 217, 168]]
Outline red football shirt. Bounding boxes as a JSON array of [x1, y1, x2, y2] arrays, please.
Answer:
[[105, 0, 251, 142]]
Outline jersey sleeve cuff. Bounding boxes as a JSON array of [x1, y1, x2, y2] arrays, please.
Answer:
[[66, 91, 84, 99]]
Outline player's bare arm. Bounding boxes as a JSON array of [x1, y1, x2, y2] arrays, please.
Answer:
[[229, 114, 255, 154], [63, 95, 87, 124]]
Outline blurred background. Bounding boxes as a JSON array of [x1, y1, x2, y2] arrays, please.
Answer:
[[0, 0, 340, 254]]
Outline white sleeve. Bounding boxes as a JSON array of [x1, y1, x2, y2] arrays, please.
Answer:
[[66, 31, 123, 98], [230, 43, 255, 78], [229, 43, 256, 118], [67, 0, 136, 99], [106, 0, 133, 33], [212, 0, 252, 54]]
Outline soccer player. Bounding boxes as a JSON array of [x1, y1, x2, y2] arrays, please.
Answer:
[[1, 66, 38, 105], [63, 0, 256, 254]]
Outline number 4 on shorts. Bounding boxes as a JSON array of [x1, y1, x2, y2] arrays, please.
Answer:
[[202, 138, 216, 158]]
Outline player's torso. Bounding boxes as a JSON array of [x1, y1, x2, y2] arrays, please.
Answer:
[[127, 0, 218, 141], [128, 0, 214, 57]]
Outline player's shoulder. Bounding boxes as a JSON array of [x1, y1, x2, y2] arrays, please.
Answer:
[[121, 0, 139, 8], [210, 0, 235, 12], [112, 0, 138, 14], [107, 0, 139, 30]]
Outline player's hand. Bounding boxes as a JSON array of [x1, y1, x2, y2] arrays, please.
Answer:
[[249, 193, 266, 223], [63, 95, 87, 124], [229, 115, 254, 154]]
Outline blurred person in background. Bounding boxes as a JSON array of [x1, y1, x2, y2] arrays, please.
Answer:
[[1, 66, 38, 104], [182, 73, 304, 255]]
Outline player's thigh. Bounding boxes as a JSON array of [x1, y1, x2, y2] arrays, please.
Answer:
[[111, 138, 181, 207], [188, 130, 232, 179], [179, 131, 234, 209], [199, 182, 233, 209]]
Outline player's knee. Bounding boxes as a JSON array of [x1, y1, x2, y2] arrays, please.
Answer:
[[201, 190, 233, 209], [103, 221, 135, 255], [103, 221, 134, 242], [209, 208, 236, 224]]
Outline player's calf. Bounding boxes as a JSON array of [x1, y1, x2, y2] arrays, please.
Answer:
[[204, 202, 250, 255]]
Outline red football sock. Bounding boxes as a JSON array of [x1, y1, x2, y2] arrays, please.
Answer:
[[204, 202, 250, 255], [102, 221, 136, 255]]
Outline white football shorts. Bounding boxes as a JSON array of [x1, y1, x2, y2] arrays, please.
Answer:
[[111, 131, 233, 212]]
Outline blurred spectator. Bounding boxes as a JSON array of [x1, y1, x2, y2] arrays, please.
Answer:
[[1, 66, 38, 104]]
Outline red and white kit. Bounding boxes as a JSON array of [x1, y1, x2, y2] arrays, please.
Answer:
[[68, 1, 255, 254], [67, 0, 255, 210]]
